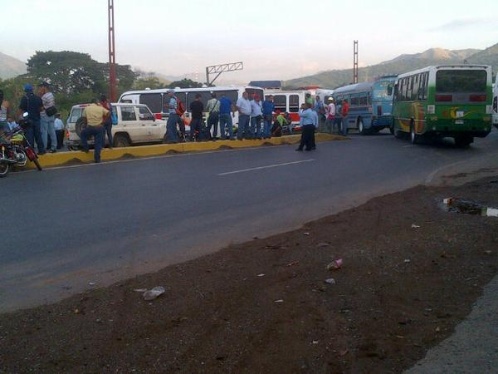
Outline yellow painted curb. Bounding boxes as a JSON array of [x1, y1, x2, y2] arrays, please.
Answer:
[[26, 133, 347, 169]]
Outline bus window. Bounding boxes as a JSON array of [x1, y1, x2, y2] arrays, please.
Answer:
[[139, 93, 162, 114], [273, 95, 286, 113], [436, 70, 487, 93], [289, 94, 300, 113]]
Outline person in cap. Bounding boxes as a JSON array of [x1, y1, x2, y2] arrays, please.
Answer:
[[38, 82, 57, 153], [325, 97, 336, 133], [163, 89, 183, 143], [18, 84, 45, 154]]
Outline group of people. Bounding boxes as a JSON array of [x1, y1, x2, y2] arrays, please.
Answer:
[[296, 94, 350, 151], [322, 96, 350, 136], [1, 83, 114, 163], [235, 92, 291, 140], [0, 83, 64, 155], [163, 89, 293, 143]]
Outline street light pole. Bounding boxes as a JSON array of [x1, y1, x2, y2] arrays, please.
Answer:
[[108, 0, 117, 101]]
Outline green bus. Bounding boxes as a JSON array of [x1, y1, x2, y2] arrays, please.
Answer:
[[392, 65, 493, 146]]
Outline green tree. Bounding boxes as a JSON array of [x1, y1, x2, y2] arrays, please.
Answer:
[[26, 50, 138, 98], [169, 78, 203, 89]]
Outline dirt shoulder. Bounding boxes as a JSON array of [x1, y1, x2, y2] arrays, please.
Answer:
[[1, 176, 497, 373]]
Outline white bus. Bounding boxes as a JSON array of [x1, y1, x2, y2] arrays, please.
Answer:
[[119, 85, 264, 127], [263, 89, 311, 125]]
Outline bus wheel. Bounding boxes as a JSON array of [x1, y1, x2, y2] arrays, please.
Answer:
[[358, 119, 367, 135], [454, 135, 473, 147], [410, 124, 420, 144]]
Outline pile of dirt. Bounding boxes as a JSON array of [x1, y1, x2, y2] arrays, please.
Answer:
[[1, 177, 497, 373]]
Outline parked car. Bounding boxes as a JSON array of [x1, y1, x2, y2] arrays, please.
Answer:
[[66, 103, 166, 149]]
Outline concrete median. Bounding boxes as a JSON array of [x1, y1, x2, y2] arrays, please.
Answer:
[[26, 133, 346, 169]]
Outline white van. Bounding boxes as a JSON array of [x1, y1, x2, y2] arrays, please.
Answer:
[[66, 103, 166, 149]]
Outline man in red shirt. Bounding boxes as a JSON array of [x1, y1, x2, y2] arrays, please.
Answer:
[[341, 99, 350, 136]]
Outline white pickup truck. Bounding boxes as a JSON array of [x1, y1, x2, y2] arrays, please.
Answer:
[[66, 103, 166, 149]]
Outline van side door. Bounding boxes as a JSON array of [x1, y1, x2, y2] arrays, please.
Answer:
[[137, 105, 164, 141], [115, 105, 145, 143]]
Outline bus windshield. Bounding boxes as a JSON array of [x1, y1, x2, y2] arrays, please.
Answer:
[[436, 70, 487, 93], [372, 81, 394, 100]]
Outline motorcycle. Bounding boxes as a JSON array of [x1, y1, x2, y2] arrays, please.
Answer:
[[0, 118, 42, 178]]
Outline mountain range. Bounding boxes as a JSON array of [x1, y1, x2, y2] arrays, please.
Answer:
[[2, 44, 498, 87], [0, 52, 27, 79], [284, 43, 498, 89]]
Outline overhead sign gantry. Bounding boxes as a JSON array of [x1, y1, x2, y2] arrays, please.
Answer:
[[205, 62, 243, 85]]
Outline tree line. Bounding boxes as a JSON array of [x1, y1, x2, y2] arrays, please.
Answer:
[[0, 51, 203, 120]]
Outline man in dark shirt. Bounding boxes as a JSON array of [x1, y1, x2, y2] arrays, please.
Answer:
[[18, 84, 45, 154], [189, 94, 204, 141]]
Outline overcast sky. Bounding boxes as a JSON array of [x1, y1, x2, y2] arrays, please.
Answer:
[[3, 0, 498, 84]]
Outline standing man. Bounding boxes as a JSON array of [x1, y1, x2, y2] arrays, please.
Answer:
[[38, 82, 57, 153], [314, 95, 326, 130], [205, 92, 220, 140], [164, 89, 181, 143], [189, 93, 204, 141], [236, 91, 251, 140], [341, 99, 350, 136], [219, 93, 235, 140], [54, 113, 65, 149], [296, 102, 318, 151], [100, 94, 113, 148], [18, 84, 45, 154], [325, 97, 336, 133], [250, 94, 263, 139], [262, 95, 275, 139], [81, 98, 109, 163]]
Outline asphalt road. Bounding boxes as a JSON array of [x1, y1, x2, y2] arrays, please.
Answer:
[[2, 131, 498, 313]]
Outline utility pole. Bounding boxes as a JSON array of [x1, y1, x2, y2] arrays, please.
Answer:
[[353, 40, 359, 84], [108, 0, 117, 101]]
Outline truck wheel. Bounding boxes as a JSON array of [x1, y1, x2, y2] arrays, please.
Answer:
[[113, 134, 131, 147]]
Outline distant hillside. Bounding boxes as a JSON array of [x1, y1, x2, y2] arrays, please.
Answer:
[[0, 52, 27, 79], [284, 44, 498, 89]]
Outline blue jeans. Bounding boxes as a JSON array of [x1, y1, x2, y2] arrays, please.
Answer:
[[103, 122, 113, 147], [207, 112, 219, 138], [219, 113, 233, 139], [25, 119, 45, 153], [341, 115, 348, 135], [250, 115, 262, 138], [190, 118, 202, 140], [81, 125, 104, 162], [237, 114, 250, 140], [166, 114, 180, 143], [40, 115, 57, 151], [262, 114, 272, 138]]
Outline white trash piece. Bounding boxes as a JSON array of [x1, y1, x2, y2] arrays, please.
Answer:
[[485, 207, 498, 217], [143, 286, 166, 301]]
